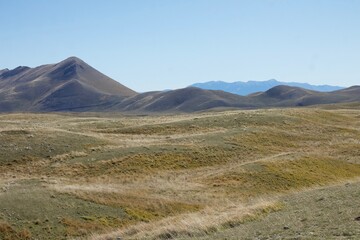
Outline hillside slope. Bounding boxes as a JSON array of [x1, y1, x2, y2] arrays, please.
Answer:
[[111, 85, 360, 112], [191, 79, 344, 96], [253, 85, 360, 107], [0, 57, 137, 112], [0, 57, 359, 113], [112, 87, 257, 112]]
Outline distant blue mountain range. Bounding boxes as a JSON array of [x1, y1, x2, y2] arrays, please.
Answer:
[[191, 79, 344, 96]]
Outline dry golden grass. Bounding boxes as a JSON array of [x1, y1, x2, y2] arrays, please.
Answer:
[[89, 199, 283, 240], [0, 221, 31, 240], [51, 151, 88, 162], [207, 155, 360, 198], [1, 107, 360, 239]]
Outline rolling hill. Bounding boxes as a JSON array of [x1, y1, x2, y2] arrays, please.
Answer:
[[111, 87, 256, 112], [191, 79, 344, 96], [0, 57, 359, 113], [252, 85, 360, 107], [110, 85, 360, 112]]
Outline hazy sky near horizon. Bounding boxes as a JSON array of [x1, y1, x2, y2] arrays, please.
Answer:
[[1, 0, 359, 92]]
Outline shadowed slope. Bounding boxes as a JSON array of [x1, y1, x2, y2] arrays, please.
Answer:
[[0, 57, 137, 112], [0, 57, 359, 112], [47, 57, 136, 96], [191, 79, 344, 96], [253, 85, 360, 107], [110, 85, 360, 112], [112, 87, 257, 112]]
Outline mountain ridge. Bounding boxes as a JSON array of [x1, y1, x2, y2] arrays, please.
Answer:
[[0, 57, 137, 112], [191, 79, 344, 96], [0, 57, 359, 113]]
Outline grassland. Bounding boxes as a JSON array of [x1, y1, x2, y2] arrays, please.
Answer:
[[0, 106, 360, 239]]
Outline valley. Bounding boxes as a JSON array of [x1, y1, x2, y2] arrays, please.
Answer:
[[3, 1, 360, 239], [1, 104, 360, 239]]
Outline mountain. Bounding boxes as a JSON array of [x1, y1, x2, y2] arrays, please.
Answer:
[[252, 85, 360, 107], [0, 57, 359, 113], [0, 57, 137, 111], [191, 79, 344, 96], [113, 85, 360, 112], [110, 87, 257, 112]]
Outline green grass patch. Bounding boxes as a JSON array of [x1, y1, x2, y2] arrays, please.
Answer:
[[70, 191, 201, 223], [0, 129, 108, 165], [49, 146, 236, 178], [0, 179, 128, 239], [209, 156, 360, 198], [110, 148, 233, 172]]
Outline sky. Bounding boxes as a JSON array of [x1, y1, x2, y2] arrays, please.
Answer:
[[0, 0, 359, 92]]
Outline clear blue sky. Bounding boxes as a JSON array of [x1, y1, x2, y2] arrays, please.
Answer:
[[1, 0, 359, 92]]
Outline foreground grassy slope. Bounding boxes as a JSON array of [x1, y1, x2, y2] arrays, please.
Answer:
[[0, 106, 359, 239], [191, 181, 360, 240]]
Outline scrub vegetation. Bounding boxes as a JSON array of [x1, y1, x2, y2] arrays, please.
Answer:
[[1, 105, 360, 239]]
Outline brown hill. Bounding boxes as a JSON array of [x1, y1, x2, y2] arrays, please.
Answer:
[[0, 57, 137, 111], [114, 85, 360, 112], [0, 57, 359, 112], [252, 85, 360, 107], [112, 87, 257, 112]]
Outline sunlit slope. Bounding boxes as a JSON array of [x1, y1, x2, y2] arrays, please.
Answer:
[[0, 107, 359, 239]]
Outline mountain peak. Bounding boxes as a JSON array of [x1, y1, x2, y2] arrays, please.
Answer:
[[263, 85, 313, 100], [247, 79, 278, 83], [0, 66, 30, 78], [0, 57, 137, 111], [59, 56, 86, 68], [50, 57, 88, 79], [0, 68, 9, 76], [62, 56, 85, 64], [266, 85, 298, 92], [191, 79, 344, 96]]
